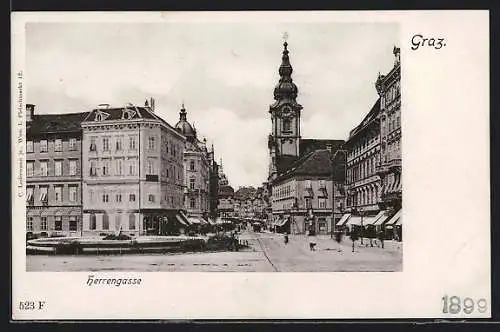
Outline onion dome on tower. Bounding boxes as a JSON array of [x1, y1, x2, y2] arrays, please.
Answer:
[[273, 41, 298, 101], [175, 103, 197, 140]]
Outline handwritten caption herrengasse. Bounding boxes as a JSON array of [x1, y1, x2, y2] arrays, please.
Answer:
[[411, 34, 446, 50], [86, 275, 142, 287]]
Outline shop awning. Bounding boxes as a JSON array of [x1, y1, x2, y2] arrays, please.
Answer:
[[336, 213, 351, 226], [373, 211, 390, 226], [360, 215, 378, 226], [188, 217, 203, 225], [385, 209, 402, 226], [346, 216, 362, 226], [393, 177, 401, 192], [276, 217, 290, 227], [347, 215, 378, 226], [175, 213, 189, 226]]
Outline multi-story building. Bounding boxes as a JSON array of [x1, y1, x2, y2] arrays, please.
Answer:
[[25, 104, 88, 237], [376, 47, 402, 223], [339, 46, 402, 234], [266, 40, 345, 234], [344, 99, 383, 222], [271, 145, 345, 235], [174, 105, 210, 221], [81, 102, 187, 236]]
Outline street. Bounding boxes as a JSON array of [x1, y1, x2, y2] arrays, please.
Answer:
[[26, 231, 402, 272]]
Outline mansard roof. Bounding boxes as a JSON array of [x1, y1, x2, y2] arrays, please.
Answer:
[[82, 105, 184, 138], [347, 98, 381, 142], [27, 112, 89, 136]]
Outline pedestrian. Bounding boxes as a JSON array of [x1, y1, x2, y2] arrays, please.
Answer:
[[378, 230, 385, 249], [284, 232, 289, 245]]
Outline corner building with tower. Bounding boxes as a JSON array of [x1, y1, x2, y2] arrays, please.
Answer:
[[267, 41, 345, 235]]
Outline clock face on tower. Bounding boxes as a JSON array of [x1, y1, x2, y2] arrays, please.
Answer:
[[280, 105, 294, 119]]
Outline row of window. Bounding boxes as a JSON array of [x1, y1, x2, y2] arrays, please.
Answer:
[[348, 154, 378, 183], [347, 185, 379, 207], [88, 213, 136, 231], [383, 139, 401, 163], [349, 135, 379, 159], [276, 197, 328, 210], [26, 185, 78, 204], [383, 80, 401, 106], [27, 159, 78, 177], [381, 112, 401, 135], [26, 216, 79, 232], [89, 135, 154, 152], [26, 138, 78, 153]]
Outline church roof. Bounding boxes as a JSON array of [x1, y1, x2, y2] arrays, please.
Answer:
[[275, 146, 345, 183], [299, 139, 345, 158]]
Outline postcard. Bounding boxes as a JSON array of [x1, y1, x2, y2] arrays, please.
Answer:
[[11, 10, 490, 319]]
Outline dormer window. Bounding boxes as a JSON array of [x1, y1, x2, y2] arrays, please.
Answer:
[[95, 111, 110, 122], [122, 109, 136, 120]]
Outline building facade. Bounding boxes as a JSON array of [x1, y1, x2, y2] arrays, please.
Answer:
[[174, 105, 210, 220], [339, 46, 402, 235], [344, 99, 383, 220], [25, 104, 88, 237], [271, 148, 345, 235], [81, 103, 186, 236], [376, 47, 402, 216]]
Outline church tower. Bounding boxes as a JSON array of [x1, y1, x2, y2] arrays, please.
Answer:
[[268, 38, 303, 180]]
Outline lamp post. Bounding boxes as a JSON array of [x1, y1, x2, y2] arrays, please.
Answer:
[[331, 149, 347, 239]]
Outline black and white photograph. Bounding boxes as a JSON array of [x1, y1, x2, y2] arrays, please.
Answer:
[[23, 21, 402, 272], [11, 11, 490, 320]]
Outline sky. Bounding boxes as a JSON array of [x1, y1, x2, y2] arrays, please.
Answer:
[[26, 21, 398, 189]]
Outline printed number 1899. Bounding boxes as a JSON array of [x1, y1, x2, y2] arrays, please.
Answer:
[[442, 296, 487, 314]]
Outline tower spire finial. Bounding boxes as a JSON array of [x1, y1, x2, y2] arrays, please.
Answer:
[[179, 101, 187, 120]]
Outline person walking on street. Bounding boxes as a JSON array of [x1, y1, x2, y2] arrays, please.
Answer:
[[284, 232, 289, 245], [378, 229, 385, 249]]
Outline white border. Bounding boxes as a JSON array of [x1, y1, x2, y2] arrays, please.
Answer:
[[11, 10, 490, 319]]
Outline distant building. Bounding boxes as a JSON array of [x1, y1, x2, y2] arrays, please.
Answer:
[[217, 160, 235, 218], [174, 104, 210, 220], [266, 40, 345, 234], [207, 148, 219, 220], [25, 104, 87, 237], [81, 102, 186, 236]]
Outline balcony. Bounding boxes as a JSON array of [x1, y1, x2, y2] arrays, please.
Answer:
[[387, 158, 402, 172], [376, 164, 390, 176]]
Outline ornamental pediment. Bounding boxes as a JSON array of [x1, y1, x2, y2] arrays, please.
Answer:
[[94, 110, 110, 122]]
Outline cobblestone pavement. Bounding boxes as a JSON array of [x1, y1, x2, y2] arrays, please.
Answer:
[[26, 231, 402, 272]]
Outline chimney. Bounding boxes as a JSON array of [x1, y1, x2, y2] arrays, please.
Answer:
[[97, 103, 110, 109], [26, 104, 35, 122], [150, 97, 155, 113]]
